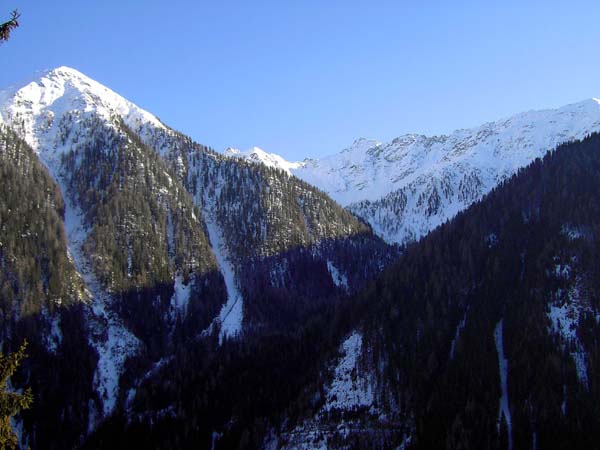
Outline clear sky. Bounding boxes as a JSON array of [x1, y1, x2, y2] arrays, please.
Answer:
[[2, 1, 600, 160]]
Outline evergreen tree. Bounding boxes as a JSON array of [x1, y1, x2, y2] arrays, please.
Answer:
[[0, 10, 19, 44], [0, 341, 32, 450]]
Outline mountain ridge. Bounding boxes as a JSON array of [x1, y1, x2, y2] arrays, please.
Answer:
[[3, 66, 600, 449], [0, 66, 395, 447], [240, 98, 600, 243]]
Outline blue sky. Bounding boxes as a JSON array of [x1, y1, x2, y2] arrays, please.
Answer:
[[2, 1, 600, 159]]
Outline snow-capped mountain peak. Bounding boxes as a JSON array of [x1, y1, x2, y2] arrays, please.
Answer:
[[288, 98, 600, 243], [342, 137, 382, 154], [0, 65, 165, 152], [293, 99, 600, 208], [220, 98, 600, 243], [223, 145, 303, 175]]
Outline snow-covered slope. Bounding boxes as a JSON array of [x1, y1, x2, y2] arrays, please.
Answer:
[[0, 66, 165, 152], [224, 146, 302, 175], [218, 100, 600, 244], [294, 101, 600, 206], [0, 67, 190, 427], [288, 100, 600, 243]]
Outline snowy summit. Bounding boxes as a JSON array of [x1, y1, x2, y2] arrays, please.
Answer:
[[0, 66, 165, 152], [228, 99, 600, 244], [224, 146, 303, 175]]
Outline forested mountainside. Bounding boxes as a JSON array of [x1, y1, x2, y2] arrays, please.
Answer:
[[231, 100, 600, 245], [3, 65, 600, 450], [139, 126, 394, 332], [0, 125, 97, 449], [0, 125, 83, 318], [271, 133, 600, 450], [0, 67, 395, 449]]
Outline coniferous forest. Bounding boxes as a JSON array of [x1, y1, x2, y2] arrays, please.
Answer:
[[1, 49, 600, 450]]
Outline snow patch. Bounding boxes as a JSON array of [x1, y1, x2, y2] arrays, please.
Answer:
[[211, 431, 223, 450], [398, 434, 413, 450], [224, 146, 302, 175], [547, 283, 589, 389], [30, 140, 140, 429], [61, 185, 140, 426], [276, 330, 412, 449], [204, 215, 243, 343], [327, 260, 348, 291], [170, 274, 191, 316], [325, 331, 374, 411]]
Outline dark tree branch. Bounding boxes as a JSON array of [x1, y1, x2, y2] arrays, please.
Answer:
[[0, 9, 20, 44]]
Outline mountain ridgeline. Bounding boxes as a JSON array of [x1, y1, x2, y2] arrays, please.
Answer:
[[2, 66, 600, 450], [0, 67, 395, 449], [232, 101, 600, 245]]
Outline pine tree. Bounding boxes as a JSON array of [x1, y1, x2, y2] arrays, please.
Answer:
[[0, 341, 32, 450], [0, 10, 19, 44]]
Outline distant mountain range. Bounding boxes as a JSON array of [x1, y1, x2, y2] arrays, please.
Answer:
[[229, 99, 600, 243]]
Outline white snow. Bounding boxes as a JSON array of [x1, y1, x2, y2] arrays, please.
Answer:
[[327, 260, 349, 291], [266, 100, 600, 244], [494, 320, 513, 450], [548, 303, 579, 342], [6, 379, 28, 449], [547, 283, 589, 389], [4, 68, 600, 248], [7, 67, 600, 246], [0, 66, 164, 153], [170, 274, 191, 316], [224, 146, 302, 175], [486, 233, 499, 248], [292, 100, 600, 206], [63, 202, 140, 424], [325, 331, 374, 411], [0, 74, 142, 428], [166, 213, 175, 257], [203, 215, 243, 343], [276, 331, 413, 450]]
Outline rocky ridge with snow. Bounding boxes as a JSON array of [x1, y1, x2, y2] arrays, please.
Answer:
[[0, 67, 391, 447], [224, 146, 303, 175], [232, 100, 600, 243]]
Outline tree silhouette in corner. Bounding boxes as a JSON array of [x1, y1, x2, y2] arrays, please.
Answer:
[[0, 9, 19, 44], [0, 341, 32, 450]]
